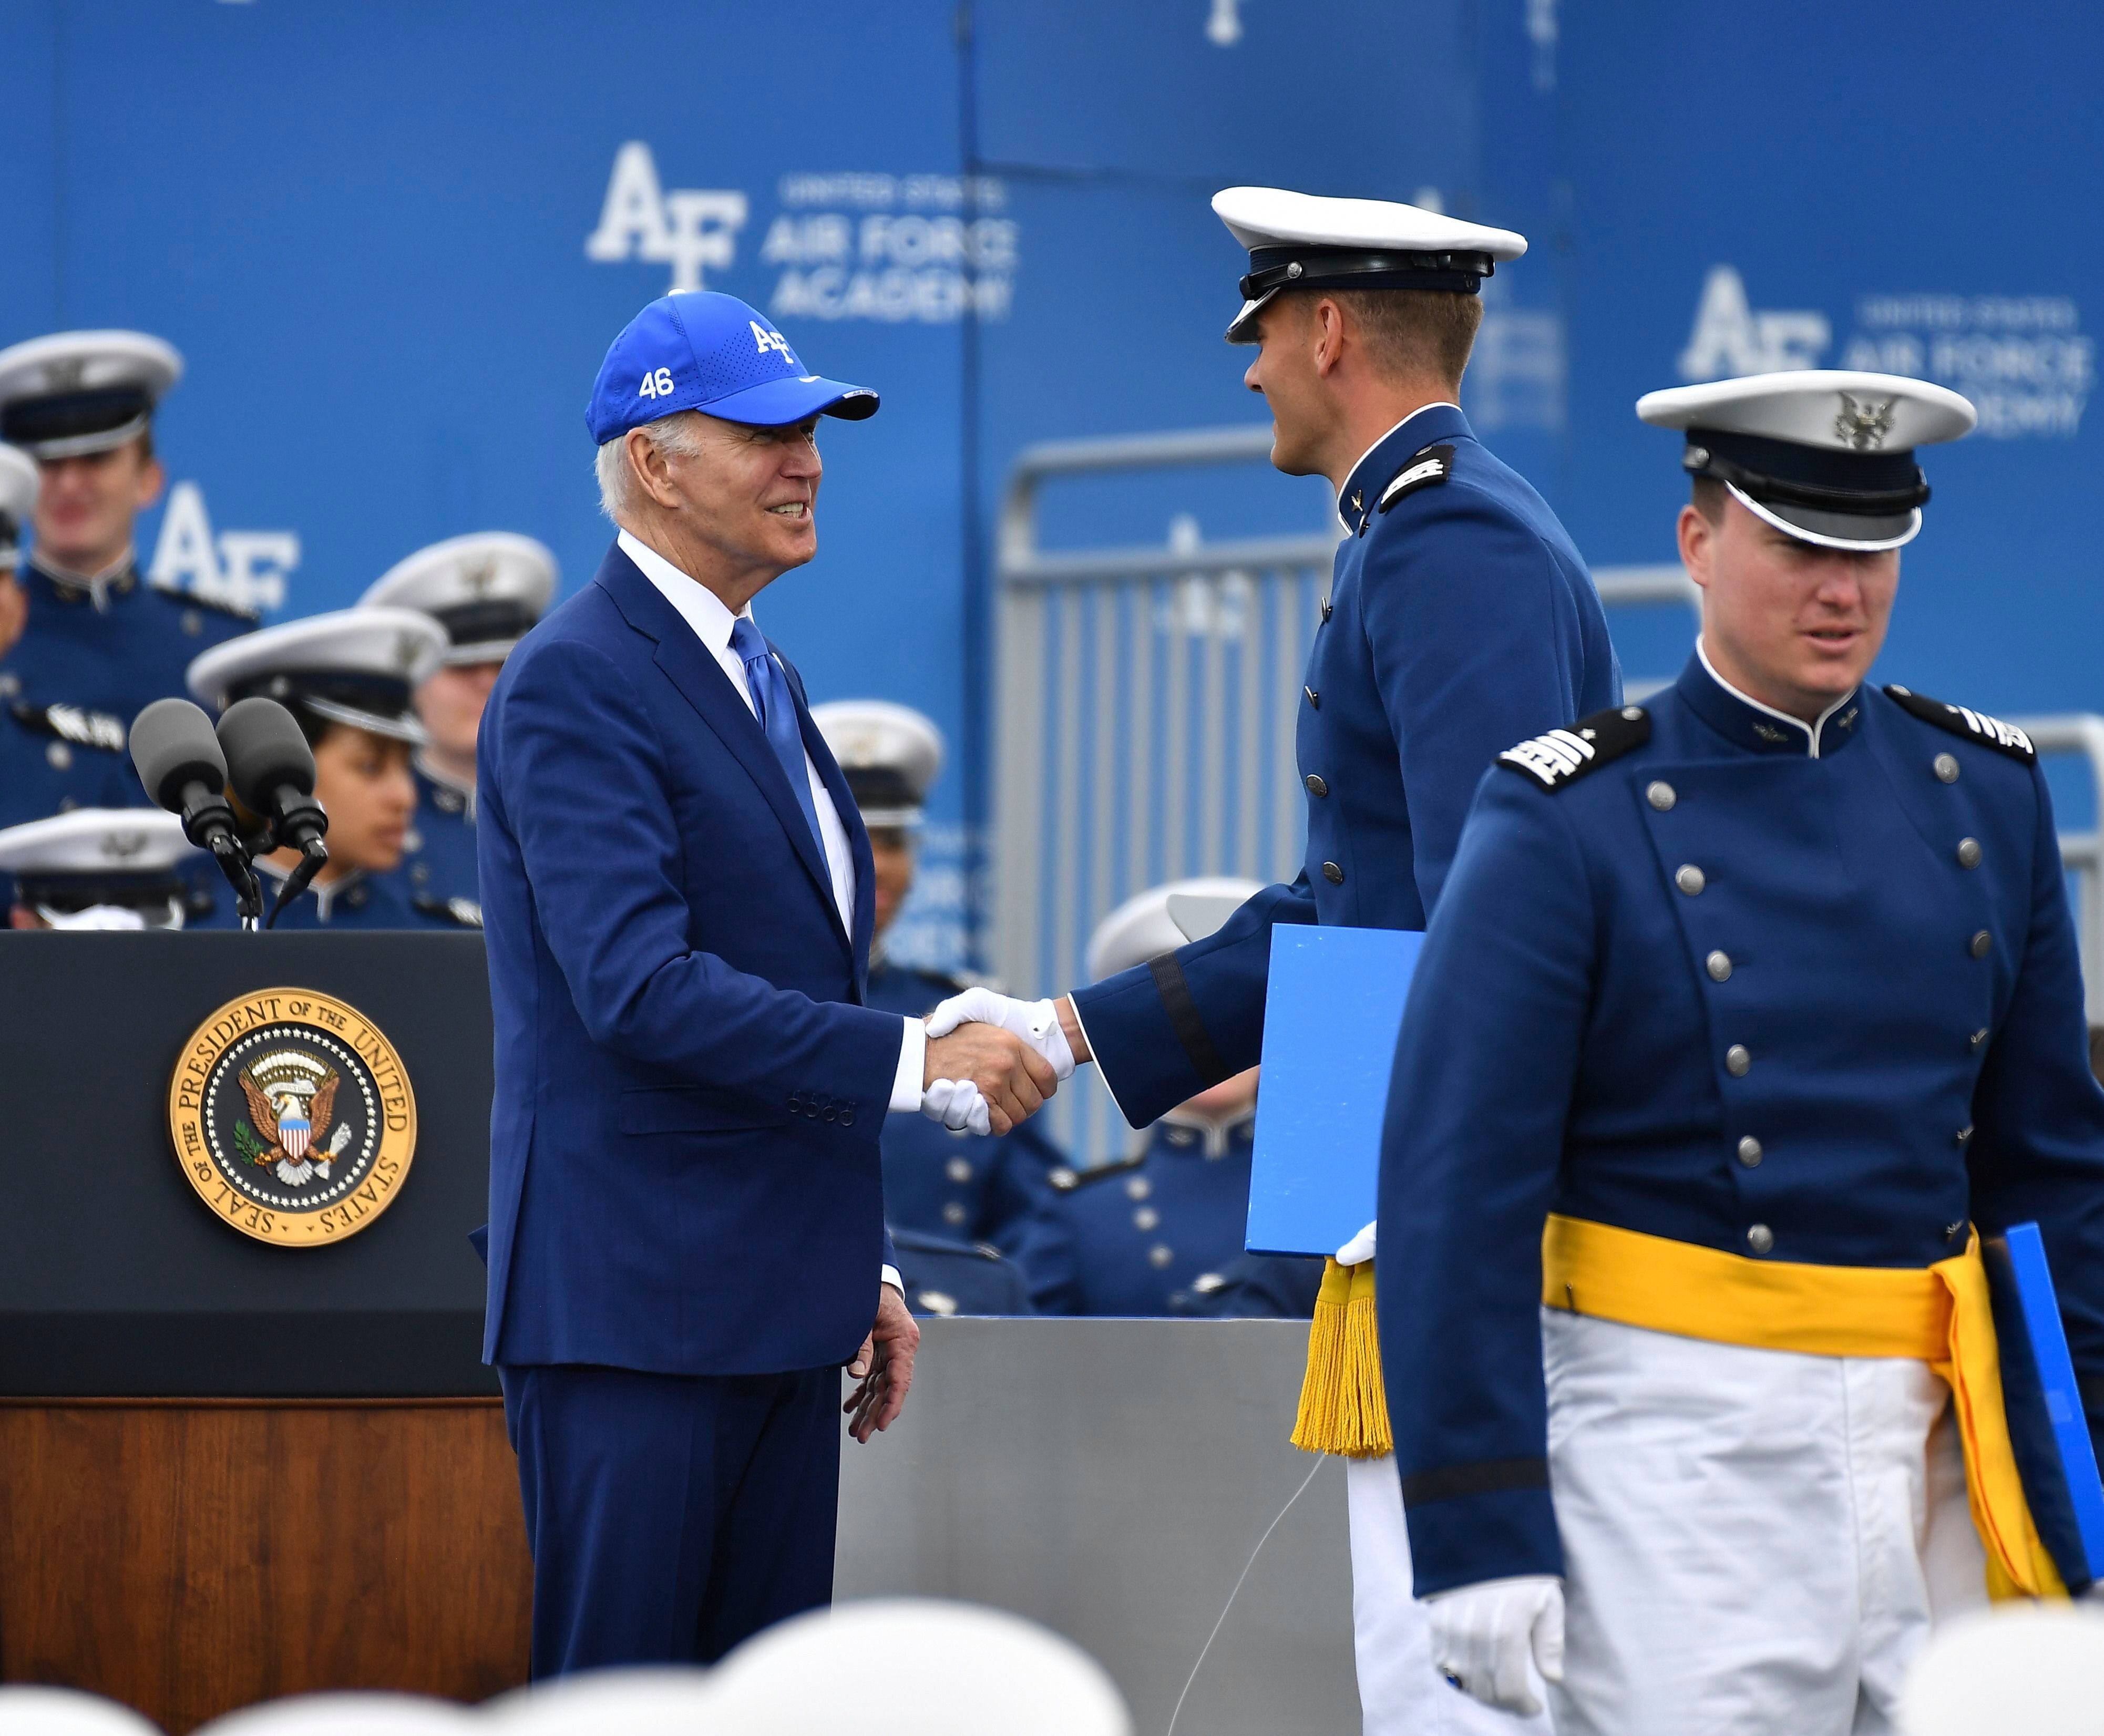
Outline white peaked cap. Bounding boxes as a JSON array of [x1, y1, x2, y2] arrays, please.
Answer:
[[0, 807, 197, 878], [359, 531, 558, 665], [1086, 876, 1266, 982], [0, 443, 37, 557], [0, 330, 183, 458], [187, 608, 448, 742], [811, 699, 945, 825]]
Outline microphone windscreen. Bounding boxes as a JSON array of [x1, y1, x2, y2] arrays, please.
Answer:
[[217, 697, 318, 811], [130, 698, 228, 813]]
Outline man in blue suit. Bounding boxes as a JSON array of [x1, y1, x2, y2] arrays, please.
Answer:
[[477, 292, 1056, 1677]]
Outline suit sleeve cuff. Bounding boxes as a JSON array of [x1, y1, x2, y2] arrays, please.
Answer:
[[890, 1016, 926, 1112]]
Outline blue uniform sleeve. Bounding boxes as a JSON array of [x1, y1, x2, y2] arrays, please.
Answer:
[[1967, 764, 2104, 1461], [1363, 489, 1595, 917], [488, 634, 902, 1121], [1069, 879, 1316, 1128], [1376, 768, 1596, 1593]]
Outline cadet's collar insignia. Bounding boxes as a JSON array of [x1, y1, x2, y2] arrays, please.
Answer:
[[1378, 444, 1455, 513], [11, 700, 127, 754], [1681, 648, 1860, 759], [1835, 392, 1897, 451], [166, 988, 418, 1245], [1497, 704, 1651, 792], [1883, 685, 2037, 765]]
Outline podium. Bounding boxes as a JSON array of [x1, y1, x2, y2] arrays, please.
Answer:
[[0, 934, 529, 1731]]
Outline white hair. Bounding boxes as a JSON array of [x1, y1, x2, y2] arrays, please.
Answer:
[[594, 409, 710, 525]]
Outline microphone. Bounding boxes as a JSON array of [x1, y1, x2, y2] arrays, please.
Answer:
[[129, 698, 264, 925], [215, 698, 330, 928]]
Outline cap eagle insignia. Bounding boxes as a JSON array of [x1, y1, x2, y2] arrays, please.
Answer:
[[237, 1052, 352, 1185], [1834, 392, 1897, 451]]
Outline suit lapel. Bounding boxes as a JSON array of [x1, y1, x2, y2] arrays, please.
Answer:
[[593, 545, 847, 951]]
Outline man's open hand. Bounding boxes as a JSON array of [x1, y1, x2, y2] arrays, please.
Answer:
[[845, 1281, 920, 1444], [922, 1022, 1058, 1135]]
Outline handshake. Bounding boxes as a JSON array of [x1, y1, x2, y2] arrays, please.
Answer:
[[918, 987, 1092, 1136]]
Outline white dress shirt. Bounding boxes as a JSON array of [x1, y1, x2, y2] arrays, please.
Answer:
[[618, 529, 927, 1126]]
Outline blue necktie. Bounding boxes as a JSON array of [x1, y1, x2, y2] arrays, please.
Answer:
[[729, 617, 826, 859]]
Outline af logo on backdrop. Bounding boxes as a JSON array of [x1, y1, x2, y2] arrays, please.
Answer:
[[168, 988, 418, 1246]]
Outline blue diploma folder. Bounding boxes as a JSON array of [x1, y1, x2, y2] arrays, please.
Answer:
[[1245, 925, 1423, 1258], [1984, 1222, 2104, 1591]]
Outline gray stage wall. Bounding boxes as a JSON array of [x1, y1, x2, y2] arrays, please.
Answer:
[[835, 1317, 1359, 1736]]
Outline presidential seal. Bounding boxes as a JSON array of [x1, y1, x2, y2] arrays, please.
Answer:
[[168, 988, 417, 1246]]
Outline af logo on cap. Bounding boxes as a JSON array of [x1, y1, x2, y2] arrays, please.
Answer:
[[168, 988, 417, 1246]]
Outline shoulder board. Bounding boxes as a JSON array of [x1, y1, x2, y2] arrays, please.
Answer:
[[11, 700, 127, 754], [1882, 685, 2036, 765], [1377, 443, 1455, 513], [414, 894, 484, 928], [1496, 704, 1651, 793], [1062, 1153, 1146, 1191], [148, 581, 260, 623]]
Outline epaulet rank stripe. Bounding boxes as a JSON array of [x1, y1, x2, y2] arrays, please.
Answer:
[[1377, 443, 1455, 514], [1497, 704, 1651, 793], [11, 700, 127, 753], [150, 580, 261, 623], [1882, 685, 2037, 765]]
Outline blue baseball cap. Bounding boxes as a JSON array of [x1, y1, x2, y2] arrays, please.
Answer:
[[585, 292, 879, 445]]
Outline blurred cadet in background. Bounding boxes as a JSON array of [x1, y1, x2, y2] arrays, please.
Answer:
[[1043, 878, 1321, 1318], [812, 697, 1071, 1313], [888, 1226, 1034, 1318], [0, 331, 254, 828], [361, 531, 557, 922], [0, 807, 200, 930], [186, 609, 458, 929]]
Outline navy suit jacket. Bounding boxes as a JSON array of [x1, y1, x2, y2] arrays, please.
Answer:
[[478, 541, 905, 1376]]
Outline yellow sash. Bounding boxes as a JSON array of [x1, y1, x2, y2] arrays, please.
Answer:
[[1542, 1213, 2067, 1601]]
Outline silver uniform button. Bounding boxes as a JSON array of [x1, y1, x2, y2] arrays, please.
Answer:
[[1125, 1176, 1152, 1200], [1322, 861, 1344, 885], [1956, 837, 1982, 869], [1737, 1136, 1762, 1168], [181, 608, 203, 636], [1133, 1206, 1160, 1231], [1747, 1224, 1775, 1255], [1646, 780, 1677, 812], [0, 673, 17, 697], [942, 1201, 968, 1227], [1934, 753, 1959, 784], [46, 741, 71, 769], [946, 1157, 973, 1184], [1305, 774, 1329, 798], [1675, 864, 1706, 896], [1622, 706, 1644, 722], [1148, 1244, 1174, 1269], [1706, 950, 1733, 983], [1970, 930, 1992, 959], [1725, 1044, 1751, 1076]]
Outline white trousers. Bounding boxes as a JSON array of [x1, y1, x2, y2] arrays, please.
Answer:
[[1347, 1453, 1553, 1736], [1542, 1309, 1988, 1736]]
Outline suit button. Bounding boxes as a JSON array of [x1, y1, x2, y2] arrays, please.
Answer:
[[1322, 861, 1344, 885], [1934, 753, 1960, 784], [1737, 1136, 1762, 1168], [1706, 951, 1733, 982], [1725, 1044, 1751, 1076], [1956, 837, 1982, 869], [1305, 686, 1320, 709], [788, 1094, 802, 1113], [1319, 597, 1333, 623], [1675, 865, 1706, 896], [1305, 774, 1329, 798], [1969, 1028, 1988, 1051], [823, 1106, 836, 1123], [838, 1107, 854, 1127], [1747, 1224, 1774, 1255], [1646, 780, 1677, 811], [1969, 930, 1992, 960]]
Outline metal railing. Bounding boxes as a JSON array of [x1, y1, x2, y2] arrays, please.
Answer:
[[994, 426, 2104, 1166]]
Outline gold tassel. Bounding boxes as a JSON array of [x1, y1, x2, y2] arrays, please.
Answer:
[[1291, 1258, 1392, 1458]]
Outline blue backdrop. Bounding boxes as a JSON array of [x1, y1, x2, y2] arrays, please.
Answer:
[[4, 0, 2095, 964]]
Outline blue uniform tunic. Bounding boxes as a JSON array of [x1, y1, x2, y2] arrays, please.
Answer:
[[0, 696, 137, 828], [889, 1227, 1034, 1317], [1377, 654, 2104, 1595], [861, 956, 1077, 1310], [1048, 1109, 1259, 1316], [1071, 404, 1620, 1125], [245, 866, 476, 931], [393, 757, 481, 908]]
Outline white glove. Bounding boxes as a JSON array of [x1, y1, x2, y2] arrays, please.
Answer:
[[1336, 1220, 1377, 1266], [1424, 1575, 1564, 1718], [925, 986, 1077, 1081], [919, 1076, 991, 1138]]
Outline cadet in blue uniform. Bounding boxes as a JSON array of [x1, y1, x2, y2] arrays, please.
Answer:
[[1379, 371, 2104, 1731], [0, 807, 202, 930], [928, 187, 1616, 1736], [888, 1227, 1034, 1319], [810, 698, 1073, 1312], [186, 609, 461, 930], [0, 332, 254, 829], [360, 531, 557, 923]]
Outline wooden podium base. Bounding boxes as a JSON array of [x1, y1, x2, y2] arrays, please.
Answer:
[[0, 1399, 532, 1733]]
